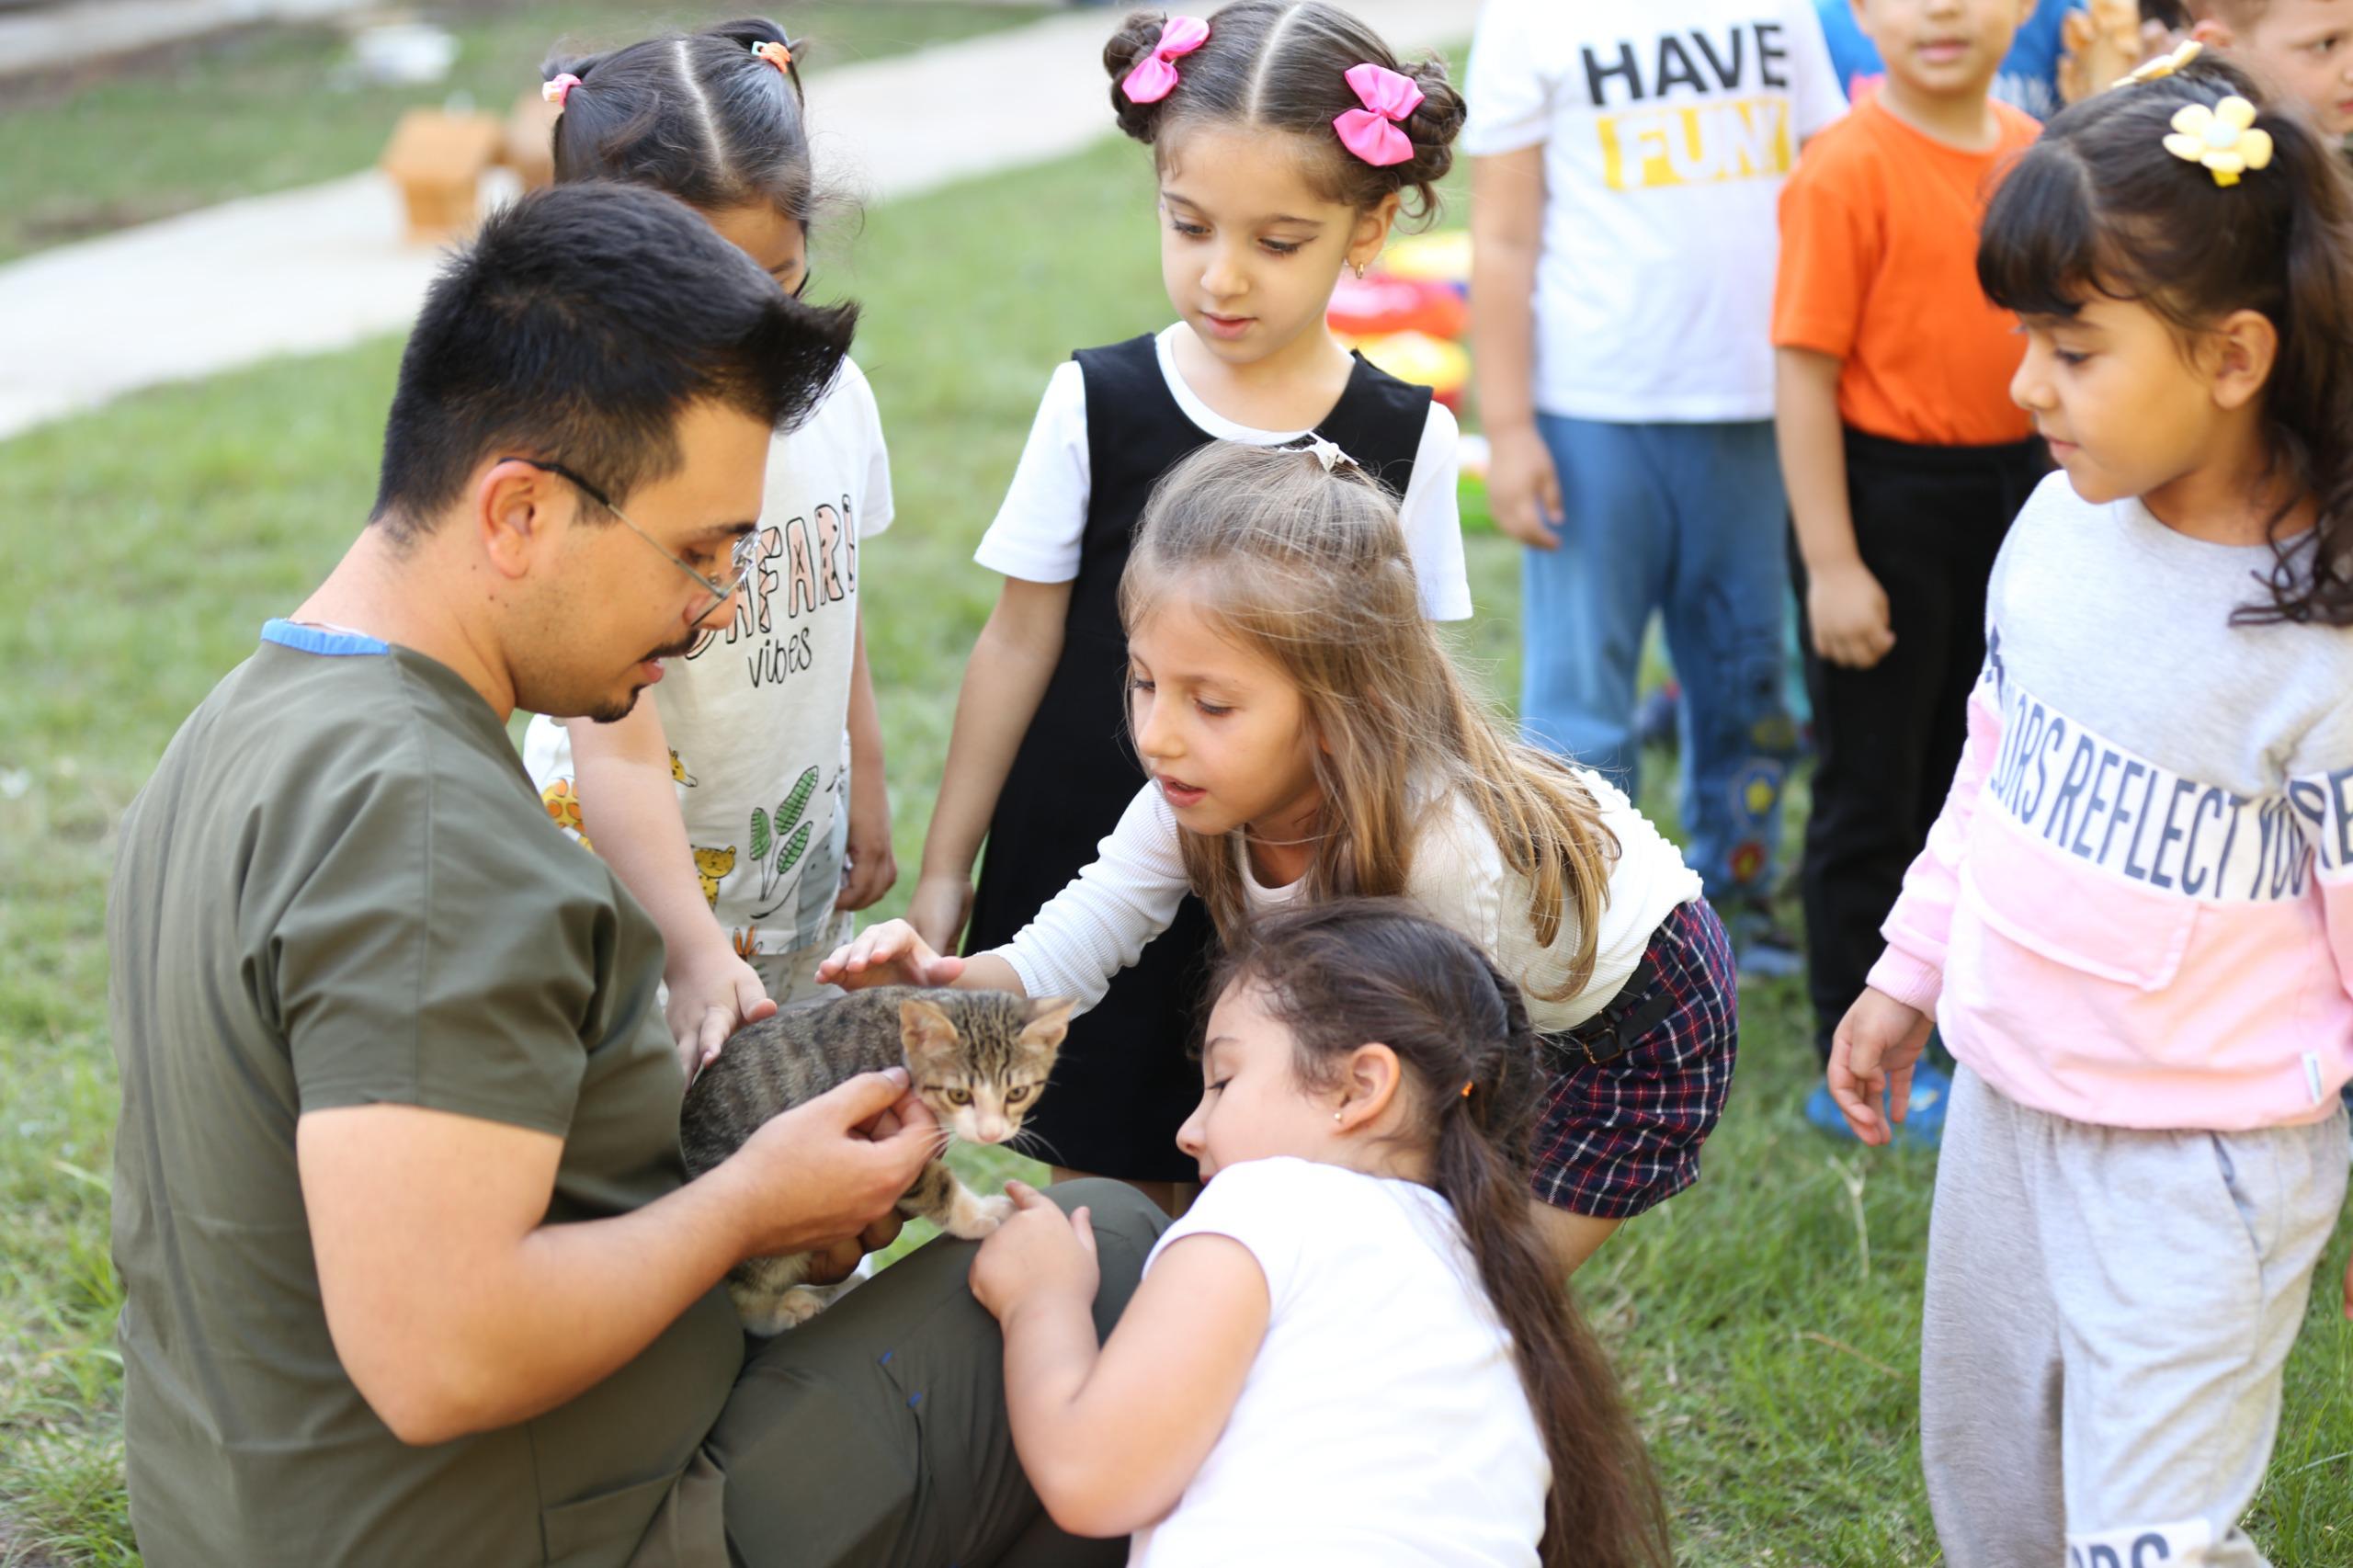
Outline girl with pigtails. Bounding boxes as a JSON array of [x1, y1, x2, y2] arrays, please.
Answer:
[[904, 3, 1475, 1213], [521, 18, 902, 1076]]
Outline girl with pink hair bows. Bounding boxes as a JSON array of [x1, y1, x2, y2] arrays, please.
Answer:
[[906, 1, 1473, 1220]]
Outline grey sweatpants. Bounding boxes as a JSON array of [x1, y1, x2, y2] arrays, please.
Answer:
[[1922, 1067, 2348, 1567]]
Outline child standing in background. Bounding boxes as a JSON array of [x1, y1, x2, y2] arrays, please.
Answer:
[[1818, 0, 2086, 118], [1775, 0, 2045, 1140], [522, 20, 896, 1074], [1466, 0, 1847, 969], [909, 2, 1471, 1210], [1831, 56, 2353, 1563], [2190, 0, 2353, 138]]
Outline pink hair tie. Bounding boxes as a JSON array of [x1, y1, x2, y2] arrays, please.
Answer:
[[542, 72, 582, 107], [1122, 16, 1209, 105], [1334, 62, 1423, 167]]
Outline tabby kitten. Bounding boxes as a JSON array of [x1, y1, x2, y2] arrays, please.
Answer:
[[680, 985, 1072, 1335]]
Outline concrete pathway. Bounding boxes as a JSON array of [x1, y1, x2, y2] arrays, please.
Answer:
[[0, 0, 1477, 442], [0, 0, 373, 81]]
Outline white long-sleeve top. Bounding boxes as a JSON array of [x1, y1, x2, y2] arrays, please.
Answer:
[[994, 775, 1703, 1032]]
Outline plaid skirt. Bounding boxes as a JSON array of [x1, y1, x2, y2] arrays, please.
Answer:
[[1529, 898, 1739, 1220]]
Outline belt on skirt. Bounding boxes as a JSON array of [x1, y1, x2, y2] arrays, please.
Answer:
[[1540, 945, 1677, 1067]]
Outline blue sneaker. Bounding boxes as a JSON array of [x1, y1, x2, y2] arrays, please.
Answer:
[[1724, 901, 1804, 982], [1804, 1062, 1950, 1148], [1634, 680, 1682, 754]]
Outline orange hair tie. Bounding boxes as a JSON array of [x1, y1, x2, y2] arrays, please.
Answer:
[[751, 40, 792, 73], [1460, 1081, 1474, 1099]]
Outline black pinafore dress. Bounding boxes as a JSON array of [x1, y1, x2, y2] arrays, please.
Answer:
[[966, 332, 1432, 1180]]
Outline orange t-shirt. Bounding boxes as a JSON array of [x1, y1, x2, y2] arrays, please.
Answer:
[[1773, 96, 2041, 446]]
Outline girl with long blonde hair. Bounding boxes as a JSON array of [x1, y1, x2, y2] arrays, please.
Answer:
[[828, 443, 1736, 1267]]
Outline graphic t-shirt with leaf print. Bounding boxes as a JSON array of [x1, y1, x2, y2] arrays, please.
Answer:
[[525, 358, 893, 957]]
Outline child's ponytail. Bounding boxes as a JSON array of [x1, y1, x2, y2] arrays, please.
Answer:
[[1104, 9, 1182, 143], [2244, 101, 2353, 625], [1220, 902, 1672, 1568]]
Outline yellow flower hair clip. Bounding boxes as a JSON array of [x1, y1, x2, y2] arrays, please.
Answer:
[[2116, 37, 2200, 89], [2164, 96, 2274, 187]]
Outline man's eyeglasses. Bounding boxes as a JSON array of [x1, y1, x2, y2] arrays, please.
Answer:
[[503, 457, 758, 630]]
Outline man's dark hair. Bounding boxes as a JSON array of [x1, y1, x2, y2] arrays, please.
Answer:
[[369, 180, 857, 537]]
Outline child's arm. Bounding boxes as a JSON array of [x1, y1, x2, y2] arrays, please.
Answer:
[[970, 1184, 1268, 1537], [1777, 347, 1894, 670], [907, 577, 1073, 952], [565, 708, 776, 1073], [835, 610, 895, 913], [825, 782, 1189, 1002], [1469, 146, 1563, 551]]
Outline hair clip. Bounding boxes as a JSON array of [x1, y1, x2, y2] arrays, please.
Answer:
[[751, 39, 792, 74], [1302, 437, 1358, 472], [542, 72, 582, 107], [1334, 62, 1423, 168], [2116, 37, 2200, 88], [2164, 95, 2273, 186], [1459, 1080, 1474, 1100], [1123, 16, 1209, 105]]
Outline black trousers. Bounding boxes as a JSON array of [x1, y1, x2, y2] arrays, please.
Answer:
[[1790, 428, 2047, 1058]]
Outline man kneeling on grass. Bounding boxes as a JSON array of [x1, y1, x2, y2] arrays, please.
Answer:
[[104, 181, 1165, 1568]]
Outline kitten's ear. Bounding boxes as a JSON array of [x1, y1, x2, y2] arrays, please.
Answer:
[[1019, 996, 1076, 1049], [900, 998, 961, 1062]]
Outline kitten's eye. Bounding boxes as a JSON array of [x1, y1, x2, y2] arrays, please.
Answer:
[[1006, 1086, 1032, 1105], [947, 1089, 973, 1107]]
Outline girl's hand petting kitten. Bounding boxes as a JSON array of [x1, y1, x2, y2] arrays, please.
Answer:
[[970, 1181, 1099, 1323], [666, 944, 778, 1078], [816, 918, 967, 990]]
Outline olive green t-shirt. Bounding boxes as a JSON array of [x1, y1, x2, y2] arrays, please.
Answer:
[[106, 622, 743, 1567]]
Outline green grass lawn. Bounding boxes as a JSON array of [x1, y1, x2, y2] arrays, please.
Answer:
[[4, 129, 2352, 1566], [0, 0, 1050, 263]]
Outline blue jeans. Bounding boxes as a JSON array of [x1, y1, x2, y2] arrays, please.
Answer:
[[1521, 415, 1796, 900]]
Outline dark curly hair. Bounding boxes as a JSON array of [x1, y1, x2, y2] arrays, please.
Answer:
[[1979, 54, 2353, 626], [1102, 2, 1465, 223]]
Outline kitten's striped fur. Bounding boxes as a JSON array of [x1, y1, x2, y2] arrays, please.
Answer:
[[680, 986, 1072, 1334]]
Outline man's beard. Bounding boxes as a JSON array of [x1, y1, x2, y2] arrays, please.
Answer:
[[585, 631, 699, 725]]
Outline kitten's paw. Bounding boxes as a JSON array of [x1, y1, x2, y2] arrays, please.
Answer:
[[942, 1191, 1016, 1240], [737, 1285, 831, 1336]]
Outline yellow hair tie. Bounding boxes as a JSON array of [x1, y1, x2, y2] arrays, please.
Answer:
[[2164, 96, 2275, 187], [2116, 37, 2200, 89], [751, 40, 792, 73]]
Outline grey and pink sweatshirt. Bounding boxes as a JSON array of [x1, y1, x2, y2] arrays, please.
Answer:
[[1869, 472, 2353, 1131]]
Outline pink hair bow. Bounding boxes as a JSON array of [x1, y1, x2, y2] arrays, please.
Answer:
[[542, 72, 582, 107], [1334, 62, 1423, 167], [1122, 16, 1210, 105]]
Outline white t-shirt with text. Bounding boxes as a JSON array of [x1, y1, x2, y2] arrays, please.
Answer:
[[1129, 1157, 1549, 1567], [1464, 0, 1846, 422]]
